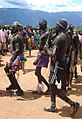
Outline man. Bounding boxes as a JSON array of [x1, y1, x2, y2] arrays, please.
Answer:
[[66, 25, 79, 90], [44, 19, 80, 116], [4, 23, 25, 96], [0, 27, 7, 55], [33, 19, 49, 94]]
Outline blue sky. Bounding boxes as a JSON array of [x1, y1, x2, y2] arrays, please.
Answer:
[[0, 0, 82, 12]]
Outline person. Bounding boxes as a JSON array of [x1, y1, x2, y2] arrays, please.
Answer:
[[26, 27, 33, 57], [33, 19, 49, 94], [0, 27, 7, 56], [4, 22, 25, 96], [65, 24, 74, 90], [33, 30, 40, 49], [43, 19, 80, 116], [78, 32, 82, 59], [66, 25, 79, 90], [72, 32, 79, 78]]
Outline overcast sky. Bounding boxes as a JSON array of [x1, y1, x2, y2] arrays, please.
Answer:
[[0, 0, 82, 12]]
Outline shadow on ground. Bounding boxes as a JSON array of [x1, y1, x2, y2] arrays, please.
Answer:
[[26, 55, 36, 58], [0, 89, 42, 101], [68, 75, 82, 96], [0, 90, 12, 97], [24, 68, 35, 74], [22, 90, 42, 100], [58, 105, 82, 119], [0, 59, 5, 67]]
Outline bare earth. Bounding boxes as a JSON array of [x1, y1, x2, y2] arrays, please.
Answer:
[[0, 50, 82, 119]]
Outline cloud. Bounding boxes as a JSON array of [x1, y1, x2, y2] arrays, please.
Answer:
[[55, 4, 66, 8], [0, 0, 82, 12], [26, 0, 69, 6], [5, 0, 28, 8], [27, 0, 82, 12], [4, 0, 69, 12]]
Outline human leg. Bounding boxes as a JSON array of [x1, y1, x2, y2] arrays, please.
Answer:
[[44, 84, 57, 112], [44, 83, 80, 115], [55, 86, 80, 116], [4, 65, 24, 96], [35, 67, 49, 93]]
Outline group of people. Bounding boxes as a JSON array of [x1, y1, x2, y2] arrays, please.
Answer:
[[33, 19, 80, 116], [3, 18, 80, 116]]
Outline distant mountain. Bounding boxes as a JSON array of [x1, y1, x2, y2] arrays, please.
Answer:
[[0, 8, 82, 27]]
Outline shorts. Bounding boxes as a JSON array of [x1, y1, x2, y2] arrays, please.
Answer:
[[49, 60, 67, 84]]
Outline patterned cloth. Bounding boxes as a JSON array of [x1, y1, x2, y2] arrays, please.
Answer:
[[34, 52, 49, 68], [11, 54, 26, 72], [49, 60, 67, 85]]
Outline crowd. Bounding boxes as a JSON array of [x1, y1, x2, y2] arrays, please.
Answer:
[[0, 19, 82, 116]]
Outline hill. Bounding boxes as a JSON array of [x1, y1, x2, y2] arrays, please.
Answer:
[[0, 8, 82, 27]]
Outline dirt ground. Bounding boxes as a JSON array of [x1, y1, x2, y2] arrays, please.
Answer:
[[0, 50, 82, 119]]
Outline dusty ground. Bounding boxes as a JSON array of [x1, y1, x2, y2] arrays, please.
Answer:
[[0, 50, 82, 119]]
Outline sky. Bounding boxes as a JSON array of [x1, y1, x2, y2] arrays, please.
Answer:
[[0, 0, 82, 12]]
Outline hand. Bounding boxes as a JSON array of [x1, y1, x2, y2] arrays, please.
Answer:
[[44, 45, 49, 51]]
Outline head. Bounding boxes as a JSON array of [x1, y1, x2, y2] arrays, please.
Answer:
[[11, 22, 23, 34], [21, 30, 27, 37], [55, 19, 68, 34], [68, 24, 74, 33], [39, 19, 47, 31]]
